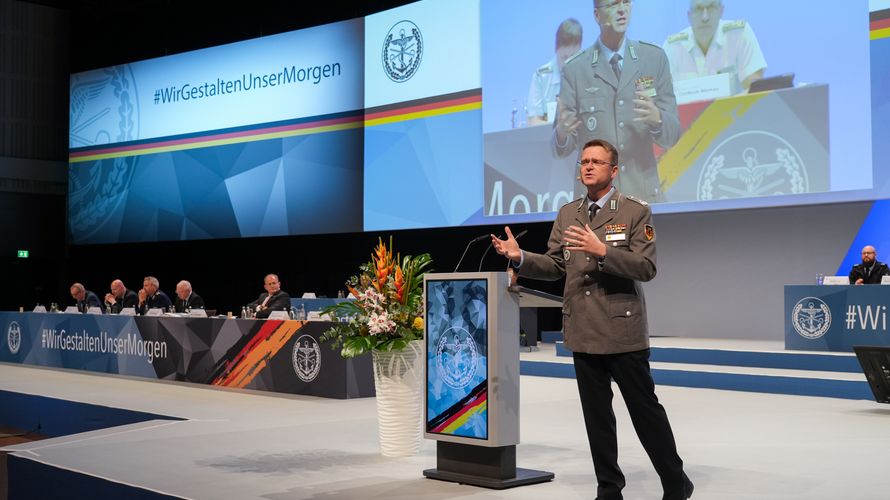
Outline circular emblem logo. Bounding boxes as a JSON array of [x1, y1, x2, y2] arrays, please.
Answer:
[[435, 327, 478, 389], [7, 321, 22, 355], [292, 334, 321, 382], [68, 65, 140, 242], [697, 130, 808, 201], [791, 297, 831, 339], [383, 20, 423, 82]]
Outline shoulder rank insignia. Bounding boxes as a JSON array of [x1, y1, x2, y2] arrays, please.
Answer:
[[625, 195, 649, 206], [536, 64, 553, 75], [722, 20, 746, 32], [666, 32, 689, 43], [566, 49, 586, 66]]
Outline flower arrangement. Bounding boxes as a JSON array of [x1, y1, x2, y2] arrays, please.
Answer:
[[320, 237, 432, 358]]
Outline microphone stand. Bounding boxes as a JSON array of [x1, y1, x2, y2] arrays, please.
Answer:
[[454, 234, 489, 272]]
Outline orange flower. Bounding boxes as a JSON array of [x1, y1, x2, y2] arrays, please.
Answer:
[[372, 238, 394, 291], [394, 265, 406, 303]]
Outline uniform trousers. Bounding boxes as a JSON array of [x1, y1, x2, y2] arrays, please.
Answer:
[[573, 349, 690, 500]]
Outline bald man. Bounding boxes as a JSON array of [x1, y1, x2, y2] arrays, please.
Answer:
[[849, 246, 890, 285], [104, 279, 139, 314]]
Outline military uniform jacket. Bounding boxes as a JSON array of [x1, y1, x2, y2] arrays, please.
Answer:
[[553, 39, 680, 201], [849, 261, 890, 285], [519, 190, 656, 354]]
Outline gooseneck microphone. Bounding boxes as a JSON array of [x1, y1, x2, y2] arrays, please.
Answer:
[[478, 229, 528, 272], [454, 234, 490, 272]]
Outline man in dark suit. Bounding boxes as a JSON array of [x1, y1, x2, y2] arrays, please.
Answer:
[[492, 139, 692, 500], [849, 245, 890, 285], [70, 282, 104, 313], [105, 279, 139, 314], [248, 273, 291, 319], [173, 280, 205, 313], [137, 276, 172, 315]]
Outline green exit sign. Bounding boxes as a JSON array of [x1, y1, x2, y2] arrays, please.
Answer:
[[17, 250, 29, 258]]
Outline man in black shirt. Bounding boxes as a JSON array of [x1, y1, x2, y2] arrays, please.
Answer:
[[849, 245, 890, 285], [105, 279, 139, 314]]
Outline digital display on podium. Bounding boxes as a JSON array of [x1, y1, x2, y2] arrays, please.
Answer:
[[425, 278, 489, 440]]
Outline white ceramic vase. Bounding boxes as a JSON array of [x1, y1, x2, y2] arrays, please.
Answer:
[[371, 339, 423, 457]]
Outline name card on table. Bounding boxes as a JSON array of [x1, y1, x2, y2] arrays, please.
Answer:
[[267, 310, 289, 320], [33, 305, 46, 313], [674, 73, 735, 105], [64, 306, 80, 314], [120, 307, 136, 316], [145, 308, 164, 317], [307, 311, 332, 322], [87, 307, 103, 314], [882, 276, 890, 285], [188, 308, 208, 318], [822, 276, 849, 285]]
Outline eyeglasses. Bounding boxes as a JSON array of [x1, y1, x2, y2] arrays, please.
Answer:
[[597, 0, 631, 10], [578, 158, 614, 168]]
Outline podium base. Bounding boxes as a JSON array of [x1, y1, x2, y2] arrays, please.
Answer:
[[423, 467, 554, 489], [422, 442, 554, 489]]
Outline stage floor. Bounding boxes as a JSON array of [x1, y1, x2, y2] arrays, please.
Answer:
[[2, 343, 888, 499]]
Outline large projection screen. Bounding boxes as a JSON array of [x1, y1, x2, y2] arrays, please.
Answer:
[[68, 0, 887, 243]]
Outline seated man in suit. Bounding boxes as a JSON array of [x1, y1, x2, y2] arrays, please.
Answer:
[[173, 280, 205, 313], [137, 276, 173, 314], [248, 273, 291, 319], [70, 282, 105, 313], [849, 245, 890, 285], [105, 279, 139, 314]]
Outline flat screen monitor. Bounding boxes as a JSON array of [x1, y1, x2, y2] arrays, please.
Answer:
[[425, 277, 489, 440]]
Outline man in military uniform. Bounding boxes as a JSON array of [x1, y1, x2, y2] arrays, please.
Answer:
[[491, 139, 693, 500], [527, 18, 582, 126], [137, 276, 172, 315], [662, 0, 767, 93], [849, 245, 890, 285], [553, 0, 680, 203]]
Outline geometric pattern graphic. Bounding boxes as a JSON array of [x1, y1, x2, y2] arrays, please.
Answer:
[[69, 129, 363, 244], [0, 313, 373, 399], [425, 279, 488, 439], [364, 108, 482, 230]]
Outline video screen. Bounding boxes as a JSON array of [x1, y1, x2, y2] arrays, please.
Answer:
[[68, 0, 887, 243], [425, 278, 489, 440], [481, 0, 875, 223]]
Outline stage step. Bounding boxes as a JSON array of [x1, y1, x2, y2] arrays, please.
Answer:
[[521, 340, 872, 400], [553, 342, 861, 372], [540, 330, 563, 343]]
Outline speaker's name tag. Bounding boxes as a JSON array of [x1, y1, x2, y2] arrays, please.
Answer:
[[605, 233, 626, 242]]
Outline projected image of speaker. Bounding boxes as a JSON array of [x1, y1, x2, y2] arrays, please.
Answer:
[[852, 345, 890, 404]]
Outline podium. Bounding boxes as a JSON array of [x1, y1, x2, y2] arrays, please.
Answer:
[[421, 272, 554, 489]]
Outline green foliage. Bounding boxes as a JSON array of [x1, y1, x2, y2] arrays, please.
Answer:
[[320, 239, 432, 358]]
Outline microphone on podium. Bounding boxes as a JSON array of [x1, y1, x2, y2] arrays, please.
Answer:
[[479, 229, 528, 272], [454, 234, 491, 272]]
